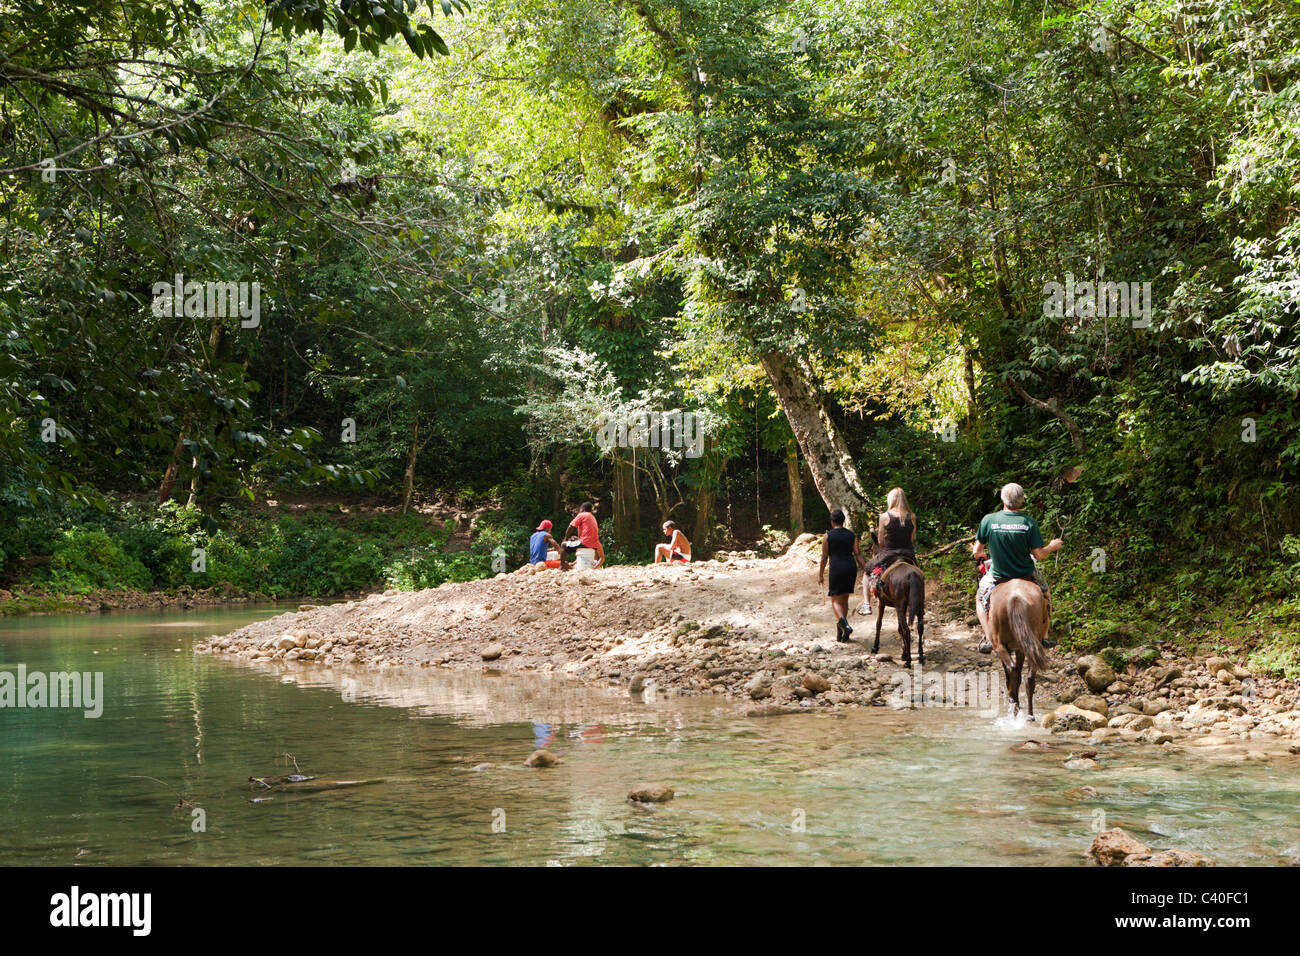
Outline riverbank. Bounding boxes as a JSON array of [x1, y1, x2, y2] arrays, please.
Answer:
[[198, 536, 1300, 752], [0, 583, 364, 616]]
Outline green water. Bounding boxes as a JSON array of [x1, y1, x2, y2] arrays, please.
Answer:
[[1, 607, 1297, 865]]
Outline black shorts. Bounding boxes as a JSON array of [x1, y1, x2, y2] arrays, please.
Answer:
[[828, 559, 856, 596]]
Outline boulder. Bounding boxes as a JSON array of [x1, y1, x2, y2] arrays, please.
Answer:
[[1074, 695, 1109, 717], [1108, 713, 1153, 731], [1044, 703, 1108, 732], [1089, 828, 1151, 866], [1204, 655, 1232, 676], [480, 644, 504, 661], [1076, 655, 1117, 692]]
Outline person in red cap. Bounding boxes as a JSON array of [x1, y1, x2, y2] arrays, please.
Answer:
[[529, 520, 564, 569]]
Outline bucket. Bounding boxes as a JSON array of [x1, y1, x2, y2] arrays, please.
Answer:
[[574, 547, 597, 570]]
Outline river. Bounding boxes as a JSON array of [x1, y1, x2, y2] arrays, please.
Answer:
[[1, 607, 1297, 865]]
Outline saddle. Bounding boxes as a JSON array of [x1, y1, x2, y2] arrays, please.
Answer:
[[875, 557, 920, 599]]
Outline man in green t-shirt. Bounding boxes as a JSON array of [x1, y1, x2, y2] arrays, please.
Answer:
[[972, 482, 1063, 653]]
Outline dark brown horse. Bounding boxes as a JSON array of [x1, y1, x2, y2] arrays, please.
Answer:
[[987, 578, 1050, 718], [871, 558, 926, 667]]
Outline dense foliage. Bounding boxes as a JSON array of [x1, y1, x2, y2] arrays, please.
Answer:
[[2, 0, 1298, 670]]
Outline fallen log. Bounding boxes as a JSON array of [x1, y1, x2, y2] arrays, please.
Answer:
[[917, 534, 976, 559]]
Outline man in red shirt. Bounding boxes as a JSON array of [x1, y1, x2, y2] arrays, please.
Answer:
[[563, 501, 605, 568]]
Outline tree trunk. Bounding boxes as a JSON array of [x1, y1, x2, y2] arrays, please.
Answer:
[[612, 451, 639, 544], [759, 351, 873, 532], [548, 444, 565, 518], [785, 439, 803, 535], [402, 419, 419, 515], [157, 428, 187, 504], [691, 439, 726, 550], [963, 344, 978, 434]]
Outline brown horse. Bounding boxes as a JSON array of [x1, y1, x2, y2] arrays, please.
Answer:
[[987, 578, 1050, 718], [871, 559, 926, 667]]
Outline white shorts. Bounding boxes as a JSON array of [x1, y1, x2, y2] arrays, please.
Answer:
[[978, 568, 1049, 612]]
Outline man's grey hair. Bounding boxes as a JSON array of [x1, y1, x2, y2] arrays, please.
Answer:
[[1000, 482, 1025, 509]]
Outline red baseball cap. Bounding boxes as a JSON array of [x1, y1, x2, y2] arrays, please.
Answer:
[[536, 520, 552, 531]]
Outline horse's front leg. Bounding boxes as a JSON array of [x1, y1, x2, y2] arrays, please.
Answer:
[[1025, 669, 1037, 720]]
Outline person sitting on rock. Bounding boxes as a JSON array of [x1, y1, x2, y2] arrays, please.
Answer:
[[653, 521, 691, 564], [528, 520, 565, 570], [562, 501, 604, 569], [972, 482, 1062, 654]]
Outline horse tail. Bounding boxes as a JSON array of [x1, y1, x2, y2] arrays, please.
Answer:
[[908, 571, 924, 627], [1009, 593, 1048, 671]]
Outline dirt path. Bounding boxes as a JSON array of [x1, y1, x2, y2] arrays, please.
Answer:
[[197, 536, 1300, 749], [198, 536, 1016, 712]]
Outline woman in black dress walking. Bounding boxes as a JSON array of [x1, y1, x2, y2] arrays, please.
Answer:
[[817, 508, 866, 642]]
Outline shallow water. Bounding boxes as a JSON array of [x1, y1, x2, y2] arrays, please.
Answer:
[[1, 607, 1297, 865]]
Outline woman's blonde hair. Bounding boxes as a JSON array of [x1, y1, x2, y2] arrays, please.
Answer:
[[886, 487, 913, 521]]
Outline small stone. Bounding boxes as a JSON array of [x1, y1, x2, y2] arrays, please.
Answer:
[[628, 783, 675, 804], [525, 750, 559, 768], [1128, 849, 1215, 867], [802, 673, 831, 694], [480, 644, 504, 661]]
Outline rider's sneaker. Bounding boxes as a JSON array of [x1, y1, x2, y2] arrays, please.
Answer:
[[977, 637, 993, 654]]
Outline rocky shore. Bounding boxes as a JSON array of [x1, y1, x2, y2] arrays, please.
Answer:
[[195, 536, 1300, 751], [1043, 648, 1300, 751]]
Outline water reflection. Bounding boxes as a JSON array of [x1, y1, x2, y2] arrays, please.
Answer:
[[0, 607, 1296, 866]]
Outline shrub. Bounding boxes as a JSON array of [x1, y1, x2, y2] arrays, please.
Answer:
[[47, 528, 152, 591]]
